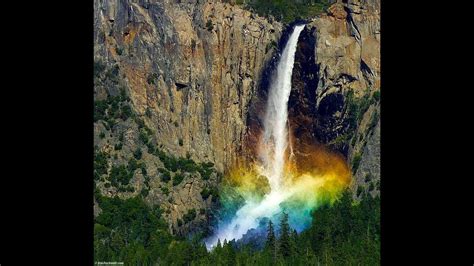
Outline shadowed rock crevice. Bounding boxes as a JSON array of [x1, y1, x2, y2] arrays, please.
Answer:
[[288, 25, 320, 145]]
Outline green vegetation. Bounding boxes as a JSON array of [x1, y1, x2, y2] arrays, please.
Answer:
[[145, 108, 152, 118], [161, 186, 170, 196], [158, 168, 171, 182], [94, 195, 174, 264], [116, 45, 123, 56], [206, 19, 214, 31], [147, 73, 159, 85], [352, 153, 362, 173], [128, 157, 143, 173], [339, 90, 377, 149], [182, 209, 197, 224], [265, 40, 277, 53], [369, 182, 375, 191], [120, 105, 132, 120], [117, 185, 135, 193], [94, 89, 132, 127], [200, 186, 219, 202], [94, 189, 379, 265], [114, 142, 122, 151], [365, 173, 372, 183], [372, 90, 381, 103], [351, 134, 357, 147], [104, 65, 120, 83], [153, 148, 217, 180], [94, 150, 108, 181], [368, 110, 379, 134], [141, 166, 147, 177], [138, 130, 149, 144], [202, 190, 379, 264], [278, 212, 292, 258], [210, 191, 380, 265], [94, 100, 108, 122], [109, 165, 133, 188], [141, 187, 149, 198], [145, 141, 156, 155], [136, 119, 155, 154], [95, 157, 141, 192], [329, 133, 350, 150], [139, 129, 151, 145], [133, 148, 142, 160], [136, 117, 146, 129], [173, 173, 185, 186], [198, 166, 213, 180], [345, 90, 372, 131], [243, 0, 330, 23]]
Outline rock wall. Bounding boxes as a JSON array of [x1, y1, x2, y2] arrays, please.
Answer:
[[241, 0, 381, 198], [94, 0, 282, 173], [290, 0, 381, 198], [94, 0, 283, 235], [94, 0, 381, 236]]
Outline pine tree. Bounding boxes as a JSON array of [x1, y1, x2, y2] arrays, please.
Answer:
[[279, 212, 291, 258], [222, 239, 236, 265], [265, 220, 276, 250], [290, 229, 298, 256], [265, 220, 277, 263]]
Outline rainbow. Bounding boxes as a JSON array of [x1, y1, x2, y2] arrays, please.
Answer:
[[205, 25, 351, 249]]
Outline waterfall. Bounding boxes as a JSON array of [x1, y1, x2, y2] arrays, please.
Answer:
[[206, 25, 305, 249], [260, 24, 305, 192]]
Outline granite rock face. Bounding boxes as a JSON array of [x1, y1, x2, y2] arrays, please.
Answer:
[[352, 119, 380, 198], [285, 0, 380, 198], [93, 0, 380, 235], [94, 0, 282, 234], [94, 0, 282, 173], [93, 61, 222, 235]]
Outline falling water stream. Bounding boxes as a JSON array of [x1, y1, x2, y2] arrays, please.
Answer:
[[205, 25, 306, 249]]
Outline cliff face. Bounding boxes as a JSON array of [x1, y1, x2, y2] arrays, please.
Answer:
[[288, 0, 380, 198], [94, 0, 380, 235], [94, 0, 282, 235], [94, 0, 282, 172]]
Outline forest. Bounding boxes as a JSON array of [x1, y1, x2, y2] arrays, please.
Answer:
[[227, 0, 330, 23], [94, 189, 380, 265]]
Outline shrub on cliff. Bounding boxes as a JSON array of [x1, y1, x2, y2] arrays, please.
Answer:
[[345, 90, 372, 130], [133, 148, 143, 160], [201, 187, 219, 201], [94, 150, 108, 180], [206, 20, 213, 31], [147, 73, 159, 85], [245, 0, 329, 23], [182, 209, 197, 224], [159, 168, 171, 182], [173, 173, 185, 186], [110, 165, 133, 187], [372, 90, 381, 103], [352, 153, 362, 173]]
